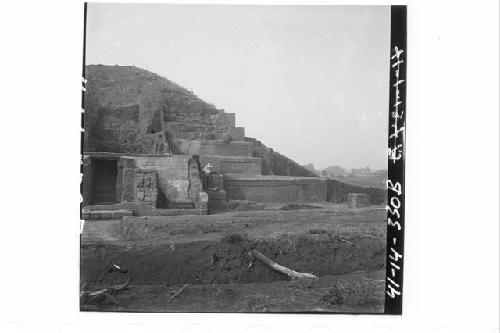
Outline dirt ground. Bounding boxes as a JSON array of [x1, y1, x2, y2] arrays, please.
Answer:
[[80, 203, 386, 313]]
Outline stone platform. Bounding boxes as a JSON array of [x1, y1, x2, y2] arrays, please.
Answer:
[[206, 190, 228, 212], [82, 201, 208, 220], [200, 155, 262, 175], [170, 139, 254, 157], [223, 174, 327, 203], [81, 208, 133, 220]]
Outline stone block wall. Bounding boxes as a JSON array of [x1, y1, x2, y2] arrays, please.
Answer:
[[86, 101, 241, 154], [229, 127, 245, 141], [253, 146, 318, 177], [170, 139, 254, 157], [267, 151, 319, 177], [199, 192, 209, 215], [254, 147, 273, 175], [169, 138, 202, 155], [347, 193, 370, 208], [198, 141, 254, 157], [326, 179, 386, 205], [134, 170, 158, 207], [134, 155, 191, 203], [168, 199, 195, 209], [188, 158, 203, 207], [207, 190, 228, 212], [90, 130, 170, 155], [210, 173, 224, 190], [223, 175, 327, 203], [165, 122, 221, 140], [88, 104, 164, 154], [164, 112, 240, 142], [117, 157, 136, 202], [84, 65, 229, 152], [81, 156, 93, 206], [83, 154, 203, 210], [214, 113, 235, 127], [200, 155, 262, 175]]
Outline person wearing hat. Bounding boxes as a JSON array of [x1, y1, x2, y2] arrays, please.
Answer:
[[201, 163, 214, 190]]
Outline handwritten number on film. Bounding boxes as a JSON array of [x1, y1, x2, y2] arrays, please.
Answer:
[[386, 46, 405, 299], [388, 46, 405, 164]]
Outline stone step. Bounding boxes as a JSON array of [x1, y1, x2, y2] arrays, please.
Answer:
[[165, 119, 243, 141], [170, 139, 254, 157], [169, 200, 195, 209], [200, 155, 262, 175], [198, 140, 253, 156], [206, 190, 228, 212], [82, 208, 133, 220]]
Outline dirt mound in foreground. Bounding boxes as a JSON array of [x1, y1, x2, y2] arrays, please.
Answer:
[[80, 232, 385, 287], [81, 270, 385, 313]]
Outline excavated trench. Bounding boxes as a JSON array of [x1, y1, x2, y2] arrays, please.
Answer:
[[80, 232, 385, 287]]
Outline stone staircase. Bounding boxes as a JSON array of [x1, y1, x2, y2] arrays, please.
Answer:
[[193, 139, 327, 206]]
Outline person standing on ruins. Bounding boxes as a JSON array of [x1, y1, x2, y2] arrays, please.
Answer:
[[201, 163, 215, 190]]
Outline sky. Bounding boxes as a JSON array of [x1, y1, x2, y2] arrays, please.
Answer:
[[86, 4, 390, 170]]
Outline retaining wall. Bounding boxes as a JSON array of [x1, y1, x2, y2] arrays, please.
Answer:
[[170, 139, 254, 157], [133, 155, 191, 201], [253, 146, 319, 177], [200, 155, 262, 175], [223, 175, 327, 203], [83, 153, 197, 209], [326, 179, 386, 205]]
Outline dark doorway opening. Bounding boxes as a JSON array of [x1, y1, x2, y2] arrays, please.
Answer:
[[91, 159, 118, 205]]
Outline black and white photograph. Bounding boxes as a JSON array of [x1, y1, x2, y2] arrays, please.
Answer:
[[0, 0, 499, 331], [80, 3, 405, 313]]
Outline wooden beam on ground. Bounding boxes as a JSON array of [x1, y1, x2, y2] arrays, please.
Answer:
[[249, 250, 318, 280], [168, 284, 189, 302], [81, 278, 130, 298]]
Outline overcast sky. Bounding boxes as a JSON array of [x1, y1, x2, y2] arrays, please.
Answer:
[[86, 4, 390, 170]]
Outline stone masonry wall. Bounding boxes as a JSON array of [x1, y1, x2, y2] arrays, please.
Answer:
[[326, 179, 386, 205], [133, 155, 191, 203], [252, 145, 318, 177], [347, 193, 370, 208], [81, 156, 93, 206], [83, 154, 203, 209], [117, 157, 136, 203], [223, 175, 327, 203], [170, 139, 253, 157], [200, 155, 262, 175], [84, 65, 238, 153], [134, 170, 158, 207], [198, 141, 253, 157], [188, 158, 203, 208]]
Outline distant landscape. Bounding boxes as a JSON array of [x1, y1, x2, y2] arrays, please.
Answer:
[[303, 164, 387, 189]]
